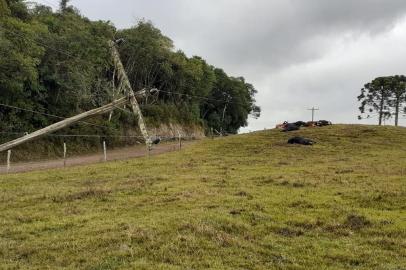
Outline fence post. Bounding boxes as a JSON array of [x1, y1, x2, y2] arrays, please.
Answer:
[[103, 141, 107, 162], [63, 142, 67, 167], [147, 143, 151, 157], [6, 150, 11, 174]]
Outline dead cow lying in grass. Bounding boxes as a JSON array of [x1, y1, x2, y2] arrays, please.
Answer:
[[276, 121, 289, 129], [282, 123, 300, 132], [316, 120, 332, 127], [276, 122, 301, 132], [277, 120, 332, 132], [288, 136, 316, 145]]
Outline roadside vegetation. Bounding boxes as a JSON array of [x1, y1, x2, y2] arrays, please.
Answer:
[[0, 0, 260, 152], [1, 125, 405, 269]]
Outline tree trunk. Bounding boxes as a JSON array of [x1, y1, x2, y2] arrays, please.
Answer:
[[395, 99, 400, 126], [378, 93, 384, 126]]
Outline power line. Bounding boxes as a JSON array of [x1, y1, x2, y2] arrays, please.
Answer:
[[157, 89, 250, 107], [0, 131, 195, 140], [3, 27, 80, 60], [3, 27, 249, 107], [33, 0, 59, 9], [1, 26, 120, 118], [2, 22, 255, 134], [0, 102, 110, 129], [48, 134, 143, 139]]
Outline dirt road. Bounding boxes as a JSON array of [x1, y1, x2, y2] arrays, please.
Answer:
[[0, 142, 189, 175]]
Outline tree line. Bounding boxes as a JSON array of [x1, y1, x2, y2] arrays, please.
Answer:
[[0, 0, 260, 147], [358, 75, 406, 126]]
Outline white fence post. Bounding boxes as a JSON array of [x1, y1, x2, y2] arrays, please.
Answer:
[[63, 142, 67, 167], [178, 131, 182, 150], [6, 150, 11, 174], [103, 141, 107, 162]]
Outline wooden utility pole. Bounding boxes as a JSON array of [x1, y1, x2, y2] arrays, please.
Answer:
[[0, 97, 127, 153], [0, 41, 153, 154], [6, 150, 11, 174], [308, 107, 319, 122], [109, 40, 152, 150]]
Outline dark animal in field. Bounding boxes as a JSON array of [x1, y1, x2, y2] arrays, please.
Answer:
[[282, 123, 300, 132], [305, 121, 317, 127], [288, 137, 315, 145], [276, 121, 288, 129], [294, 121, 307, 127], [151, 137, 161, 145], [316, 120, 332, 127]]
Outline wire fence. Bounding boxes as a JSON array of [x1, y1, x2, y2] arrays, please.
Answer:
[[0, 14, 236, 174], [0, 130, 212, 175]]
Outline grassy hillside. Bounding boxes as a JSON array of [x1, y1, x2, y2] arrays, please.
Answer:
[[0, 125, 405, 269]]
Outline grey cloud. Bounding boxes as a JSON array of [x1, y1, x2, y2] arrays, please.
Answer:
[[192, 0, 406, 71], [62, 0, 406, 74]]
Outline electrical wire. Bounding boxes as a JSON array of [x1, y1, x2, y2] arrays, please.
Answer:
[[2, 27, 251, 107], [0, 102, 111, 129], [1, 11, 255, 143], [0, 131, 196, 140], [33, 0, 59, 9], [3, 27, 80, 60], [156, 89, 250, 107]]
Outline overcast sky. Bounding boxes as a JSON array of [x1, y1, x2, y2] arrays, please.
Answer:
[[35, 0, 406, 130]]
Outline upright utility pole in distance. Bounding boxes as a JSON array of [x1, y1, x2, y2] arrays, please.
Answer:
[[308, 107, 319, 122]]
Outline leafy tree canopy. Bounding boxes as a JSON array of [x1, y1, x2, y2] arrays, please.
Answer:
[[0, 1, 260, 148], [358, 75, 406, 126]]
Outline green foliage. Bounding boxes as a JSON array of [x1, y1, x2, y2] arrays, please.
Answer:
[[0, 0, 11, 16], [115, 20, 259, 133], [59, 0, 69, 11], [0, 2, 47, 133], [201, 69, 260, 134], [358, 75, 406, 126], [0, 1, 260, 152], [387, 75, 406, 126]]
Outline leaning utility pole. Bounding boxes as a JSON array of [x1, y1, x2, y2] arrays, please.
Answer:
[[109, 40, 152, 149], [0, 41, 153, 153], [308, 107, 319, 122], [0, 97, 127, 153]]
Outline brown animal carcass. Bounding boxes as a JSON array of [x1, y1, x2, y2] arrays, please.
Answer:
[[305, 121, 317, 127]]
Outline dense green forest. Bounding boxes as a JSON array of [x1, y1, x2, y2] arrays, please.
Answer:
[[0, 0, 260, 148]]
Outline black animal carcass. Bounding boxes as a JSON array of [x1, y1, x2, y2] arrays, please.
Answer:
[[282, 123, 300, 132], [294, 121, 307, 127], [151, 137, 161, 145], [316, 120, 332, 127], [288, 136, 315, 145]]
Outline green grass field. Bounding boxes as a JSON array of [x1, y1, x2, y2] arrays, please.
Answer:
[[0, 125, 405, 269]]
